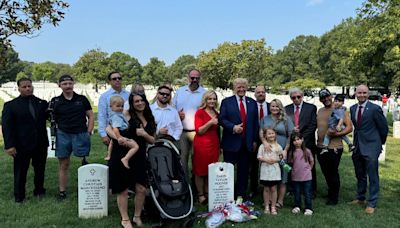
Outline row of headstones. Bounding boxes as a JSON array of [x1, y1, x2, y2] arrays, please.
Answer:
[[77, 162, 233, 218]]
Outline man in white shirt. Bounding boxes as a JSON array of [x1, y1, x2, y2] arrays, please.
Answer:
[[150, 85, 183, 140], [172, 69, 206, 175]]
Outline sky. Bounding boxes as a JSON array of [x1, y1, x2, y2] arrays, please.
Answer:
[[10, 0, 365, 66]]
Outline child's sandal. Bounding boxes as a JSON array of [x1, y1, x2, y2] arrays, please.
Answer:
[[121, 219, 132, 228], [271, 206, 278, 215]]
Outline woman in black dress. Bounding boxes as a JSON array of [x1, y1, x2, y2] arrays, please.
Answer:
[[109, 93, 156, 228]]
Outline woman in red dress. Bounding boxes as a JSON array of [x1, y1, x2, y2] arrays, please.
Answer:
[[193, 90, 220, 204]]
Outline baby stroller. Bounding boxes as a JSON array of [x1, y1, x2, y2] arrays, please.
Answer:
[[146, 135, 194, 220]]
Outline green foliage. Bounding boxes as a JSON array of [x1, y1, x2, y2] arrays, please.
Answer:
[[352, 0, 400, 89], [142, 57, 168, 87], [319, 18, 365, 87], [73, 48, 110, 91], [197, 39, 272, 89], [167, 55, 197, 85], [283, 78, 325, 91], [107, 52, 143, 85], [0, 0, 69, 47], [0, 44, 22, 83], [270, 35, 322, 84]]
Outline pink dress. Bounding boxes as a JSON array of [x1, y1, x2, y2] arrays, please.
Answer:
[[192, 109, 220, 176]]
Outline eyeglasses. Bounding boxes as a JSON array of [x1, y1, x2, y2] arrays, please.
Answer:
[[158, 92, 171, 97], [111, 77, 122, 81], [190, 77, 200, 81], [291, 96, 302, 100]]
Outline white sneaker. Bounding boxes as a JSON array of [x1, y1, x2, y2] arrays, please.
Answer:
[[292, 207, 301, 214], [236, 196, 243, 204], [304, 209, 313, 216]]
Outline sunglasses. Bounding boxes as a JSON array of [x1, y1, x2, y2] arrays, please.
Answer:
[[158, 92, 171, 97], [291, 95, 302, 100], [111, 77, 122, 81], [190, 77, 200, 81]]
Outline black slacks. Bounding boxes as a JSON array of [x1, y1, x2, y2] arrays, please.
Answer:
[[13, 147, 47, 201]]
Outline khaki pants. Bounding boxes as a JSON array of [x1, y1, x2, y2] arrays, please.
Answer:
[[179, 131, 196, 177]]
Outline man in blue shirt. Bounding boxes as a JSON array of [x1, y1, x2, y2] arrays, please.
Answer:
[[97, 72, 130, 146]]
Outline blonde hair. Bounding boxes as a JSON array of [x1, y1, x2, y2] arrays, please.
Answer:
[[110, 95, 124, 106], [199, 90, 219, 109], [232, 78, 248, 89], [270, 98, 287, 121]]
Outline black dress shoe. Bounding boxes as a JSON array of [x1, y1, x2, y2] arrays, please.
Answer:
[[248, 192, 257, 199]]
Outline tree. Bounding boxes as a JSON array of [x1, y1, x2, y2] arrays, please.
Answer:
[[73, 48, 110, 92], [318, 18, 366, 92], [271, 35, 322, 84], [352, 0, 400, 90], [283, 78, 325, 92], [31, 62, 56, 82], [141, 57, 167, 87], [167, 55, 197, 85], [0, 44, 22, 83], [107, 52, 143, 85], [0, 0, 69, 48], [197, 39, 272, 89]]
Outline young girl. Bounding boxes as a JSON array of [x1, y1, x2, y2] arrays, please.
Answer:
[[258, 127, 282, 215], [108, 96, 139, 169], [288, 131, 314, 216]]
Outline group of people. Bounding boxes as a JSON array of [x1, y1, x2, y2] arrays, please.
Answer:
[[2, 69, 389, 227]]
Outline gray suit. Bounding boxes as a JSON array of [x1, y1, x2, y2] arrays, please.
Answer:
[[350, 100, 388, 208]]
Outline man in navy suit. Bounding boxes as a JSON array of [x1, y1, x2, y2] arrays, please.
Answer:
[[350, 84, 388, 214], [219, 78, 259, 200], [285, 88, 317, 194]]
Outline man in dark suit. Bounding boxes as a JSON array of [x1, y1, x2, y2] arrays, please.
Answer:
[[285, 88, 317, 193], [2, 78, 49, 203], [350, 84, 388, 214], [249, 85, 270, 198], [219, 78, 259, 200]]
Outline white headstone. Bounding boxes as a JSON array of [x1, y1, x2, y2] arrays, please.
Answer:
[[208, 162, 234, 212], [46, 127, 55, 158], [379, 144, 386, 162], [393, 121, 400, 138], [78, 164, 109, 218]]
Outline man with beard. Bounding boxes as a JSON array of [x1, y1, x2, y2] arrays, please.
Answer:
[[50, 75, 94, 200], [172, 69, 206, 176], [249, 85, 270, 198], [150, 85, 183, 140], [2, 78, 49, 203], [316, 88, 352, 205]]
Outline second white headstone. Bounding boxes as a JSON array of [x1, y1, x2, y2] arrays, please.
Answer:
[[208, 162, 234, 212]]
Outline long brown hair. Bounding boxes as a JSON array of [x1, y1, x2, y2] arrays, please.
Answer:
[[288, 131, 311, 164]]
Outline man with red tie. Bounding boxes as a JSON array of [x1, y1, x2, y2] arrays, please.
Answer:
[[349, 85, 388, 214], [219, 78, 259, 200], [285, 88, 318, 194], [248, 85, 270, 198]]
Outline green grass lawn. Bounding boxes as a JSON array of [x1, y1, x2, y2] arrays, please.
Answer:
[[0, 118, 399, 227]]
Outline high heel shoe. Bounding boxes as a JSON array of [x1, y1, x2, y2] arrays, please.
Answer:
[[132, 215, 143, 227], [121, 219, 132, 228], [198, 194, 207, 205]]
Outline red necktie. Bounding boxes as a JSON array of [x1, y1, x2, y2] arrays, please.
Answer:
[[240, 97, 246, 136], [259, 104, 264, 120], [294, 105, 299, 127], [357, 105, 363, 126]]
